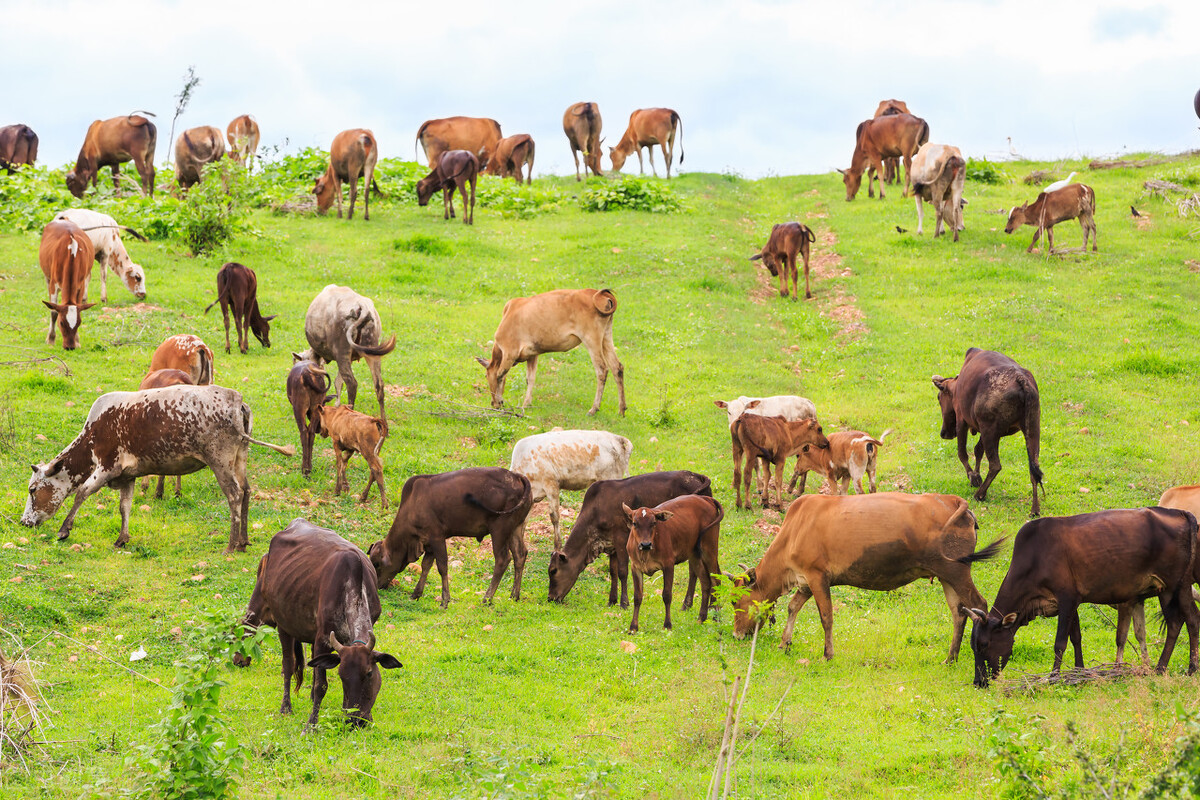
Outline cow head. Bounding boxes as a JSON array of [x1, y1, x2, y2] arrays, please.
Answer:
[[251, 312, 276, 348], [622, 503, 673, 554], [312, 174, 336, 213], [729, 569, 762, 639], [749, 250, 780, 277], [609, 146, 628, 173], [931, 375, 958, 439], [474, 353, 505, 408], [122, 263, 147, 299], [65, 170, 88, 199], [22, 459, 73, 527], [43, 300, 96, 350], [547, 549, 582, 602], [1004, 204, 1028, 233], [368, 537, 423, 590], [838, 167, 862, 201], [415, 173, 439, 207], [307, 632, 401, 726], [965, 607, 1017, 688]]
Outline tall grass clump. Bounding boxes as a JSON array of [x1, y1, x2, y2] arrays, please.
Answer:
[[178, 160, 251, 255], [579, 177, 684, 213]]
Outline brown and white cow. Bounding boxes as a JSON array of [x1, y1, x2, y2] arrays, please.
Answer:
[[226, 114, 260, 169], [839, 113, 929, 200], [39, 219, 96, 351], [415, 116, 503, 169], [0, 124, 38, 173], [484, 134, 534, 185], [714, 395, 819, 496], [609, 108, 684, 178], [137, 368, 195, 499], [1004, 183, 1097, 254], [66, 114, 157, 198], [730, 411, 830, 510], [416, 150, 479, 224], [793, 428, 892, 495], [314, 404, 388, 509], [909, 143, 966, 240], [174, 125, 225, 190], [749, 222, 816, 300], [203, 262, 274, 354], [149, 334, 215, 385], [314, 129, 379, 220], [21, 385, 293, 552], [52, 209, 147, 303], [477, 288, 626, 416], [563, 102, 603, 180], [286, 357, 331, 479]]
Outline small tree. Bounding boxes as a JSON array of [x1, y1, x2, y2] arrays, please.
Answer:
[[166, 66, 201, 166]]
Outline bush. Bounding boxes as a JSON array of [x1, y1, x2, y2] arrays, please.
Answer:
[[966, 158, 1006, 185], [177, 160, 251, 255], [579, 178, 684, 213], [474, 177, 566, 218]]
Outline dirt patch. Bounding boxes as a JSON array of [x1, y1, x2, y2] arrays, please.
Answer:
[[1134, 213, 1154, 231], [96, 302, 164, 323], [811, 229, 868, 342], [1187, 260, 1200, 273]]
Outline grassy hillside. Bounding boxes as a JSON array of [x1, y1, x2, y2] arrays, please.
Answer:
[[1, 154, 1199, 798]]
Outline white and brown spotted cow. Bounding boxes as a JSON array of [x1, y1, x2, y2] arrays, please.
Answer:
[[53, 208, 147, 302]]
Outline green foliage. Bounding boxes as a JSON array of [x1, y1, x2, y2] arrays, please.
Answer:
[[394, 234, 453, 256], [1117, 349, 1189, 377], [9, 371, 71, 394], [966, 158, 1007, 185], [178, 160, 251, 255], [475, 177, 567, 218], [0, 165, 77, 231], [578, 177, 684, 213], [447, 749, 617, 799]]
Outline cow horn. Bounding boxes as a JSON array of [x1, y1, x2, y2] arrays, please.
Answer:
[[836, 168, 846, 175], [963, 607, 986, 623], [328, 632, 345, 652]]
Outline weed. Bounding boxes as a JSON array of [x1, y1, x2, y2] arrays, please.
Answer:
[[178, 160, 250, 255], [1117, 349, 1189, 377], [966, 159, 1007, 185], [579, 177, 684, 213], [394, 234, 453, 256]]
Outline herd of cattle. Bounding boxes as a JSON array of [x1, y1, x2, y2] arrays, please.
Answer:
[[7, 94, 1188, 726]]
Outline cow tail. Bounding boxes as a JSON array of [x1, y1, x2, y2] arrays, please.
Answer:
[[293, 638, 305, 692], [918, 119, 930, 148], [1018, 373, 1045, 496], [958, 537, 1007, 565], [802, 225, 816, 244], [415, 122, 429, 162], [204, 276, 230, 315], [701, 497, 725, 533], [198, 347, 213, 386], [346, 325, 397, 358], [592, 289, 618, 316], [465, 472, 531, 515], [673, 112, 684, 164], [121, 225, 149, 242]]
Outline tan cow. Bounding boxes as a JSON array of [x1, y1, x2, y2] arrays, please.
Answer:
[[415, 116, 503, 169], [314, 129, 379, 220], [314, 404, 388, 509], [730, 412, 829, 510], [484, 134, 535, 185], [174, 125, 226, 190], [909, 143, 966, 240], [1004, 183, 1097, 254], [66, 114, 157, 198], [793, 428, 892, 495], [563, 102, 603, 180], [52, 209, 147, 303], [609, 108, 684, 178], [226, 114, 260, 169], [149, 334, 215, 385], [39, 220, 97, 350], [839, 113, 929, 200]]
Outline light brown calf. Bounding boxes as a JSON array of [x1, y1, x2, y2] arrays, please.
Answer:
[[484, 134, 534, 185], [609, 108, 683, 178], [731, 412, 830, 510], [314, 129, 378, 220], [794, 429, 891, 495], [315, 404, 388, 509], [1004, 183, 1097, 253], [149, 334, 215, 385], [226, 114, 260, 168], [137, 368, 196, 498], [39, 219, 96, 350], [749, 222, 816, 300]]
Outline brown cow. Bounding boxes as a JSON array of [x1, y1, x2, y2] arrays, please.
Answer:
[[563, 102, 603, 180], [793, 428, 891, 495], [476, 288, 626, 416], [609, 108, 684, 178], [731, 411, 830, 510], [286, 358, 331, 478], [66, 114, 157, 198], [137, 369, 196, 499], [203, 262, 275, 354], [624, 495, 723, 633], [173, 125, 225, 190], [314, 129, 378, 220], [0, 124, 38, 173], [1004, 183, 1097, 254], [226, 114, 260, 169], [839, 113, 929, 200], [149, 334, 215, 385], [749, 222, 816, 300], [873, 100, 911, 184], [484, 134, 534, 185], [314, 404, 388, 509], [416, 150, 479, 224], [39, 220, 97, 351], [415, 116, 503, 169]]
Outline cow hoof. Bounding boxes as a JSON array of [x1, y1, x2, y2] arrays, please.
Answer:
[[969, 473, 982, 488], [974, 489, 989, 502]]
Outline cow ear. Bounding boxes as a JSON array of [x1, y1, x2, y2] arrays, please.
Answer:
[[932, 375, 947, 390], [307, 653, 341, 669], [714, 400, 728, 409], [374, 652, 403, 669], [654, 510, 674, 522], [292, 352, 304, 362], [1001, 612, 1018, 628], [621, 503, 635, 522], [263, 314, 278, 322], [79, 302, 97, 311], [475, 356, 490, 369], [836, 168, 846, 175], [745, 400, 760, 409], [42, 300, 63, 312], [746, 567, 757, 585], [801, 444, 811, 453], [46, 459, 63, 476], [749, 253, 763, 262]]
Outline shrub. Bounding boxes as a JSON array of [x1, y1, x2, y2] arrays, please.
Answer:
[[474, 177, 566, 218], [579, 178, 684, 213], [177, 160, 251, 255], [966, 158, 1006, 185]]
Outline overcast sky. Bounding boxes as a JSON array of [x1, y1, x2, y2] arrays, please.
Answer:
[[5, 0, 1199, 177]]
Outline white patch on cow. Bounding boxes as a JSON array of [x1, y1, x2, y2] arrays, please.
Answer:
[[65, 306, 79, 329], [68, 238, 79, 258], [640, 509, 648, 519]]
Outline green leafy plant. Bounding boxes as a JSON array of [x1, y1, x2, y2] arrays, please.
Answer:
[[966, 158, 1006, 185], [177, 160, 251, 255], [579, 177, 684, 213], [474, 177, 566, 218]]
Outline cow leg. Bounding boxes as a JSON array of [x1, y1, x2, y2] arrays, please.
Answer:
[[603, 331, 626, 416], [442, 188, 452, 220], [96, 256, 107, 303], [780, 586, 813, 651], [681, 559, 698, 611], [772, 458, 789, 509], [278, 631, 296, 715], [347, 176, 358, 220], [788, 252, 798, 301], [114, 480, 135, 547], [307, 652, 329, 728], [940, 581, 967, 664], [547, 488, 563, 552], [572, 150, 582, 182], [607, 555, 620, 606], [787, 457, 808, 495], [901, 154, 914, 198], [732, 432, 745, 509], [629, 570, 643, 633], [110, 164, 121, 194], [294, 407, 313, 478], [365, 356, 387, 434], [45, 303, 58, 344], [468, 175, 476, 224], [955, 424, 979, 487], [1050, 601, 1080, 673], [1045, 225, 1056, 255], [809, 575, 837, 659], [212, 453, 250, 553], [56, 467, 116, 541], [616, 547, 630, 608], [333, 444, 348, 496], [412, 548, 437, 599], [1154, 588, 1194, 674], [661, 142, 671, 179], [174, 475, 182, 498], [661, 565, 675, 630], [637, 146, 646, 176], [339, 359, 359, 408], [483, 532, 514, 606], [335, 177, 344, 219], [1115, 601, 1145, 665], [1027, 226, 1041, 254], [520, 355, 539, 410], [220, 304, 232, 353], [915, 195, 925, 235], [974, 438, 1003, 503], [507, 525, 527, 602], [586, 344, 612, 417], [155, 475, 166, 500], [361, 451, 386, 509]]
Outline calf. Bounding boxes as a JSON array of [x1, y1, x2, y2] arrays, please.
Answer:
[[794, 428, 891, 495], [226, 114, 260, 169], [314, 129, 378, 220], [731, 412, 829, 510], [839, 113, 929, 200], [609, 108, 684, 178], [137, 368, 196, 499], [749, 222, 816, 300], [235, 520, 401, 726], [485, 134, 534, 185], [714, 395, 818, 495], [1005, 183, 1097, 253], [149, 334, 214, 385], [53, 209, 148, 303], [314, 404, 388, 509], [416, 150, 479, 224], [39, 219, 96, 350], [203, 262, 275, 354], [910, 143, 966, 241], [287, 358, 331, 478], [624, 495, 723, 633], [174, 125, 226, 190], [873, 99, 911, 184]]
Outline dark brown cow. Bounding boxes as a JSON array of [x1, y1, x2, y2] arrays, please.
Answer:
[[235, 520, 402, 727], [368, 468, 533, 608], [624, 495, 723, 633], [609, 108, 684, 178], [174, 125, 225, 189], [415, 116, 503, 169], [226, 114, 260, 168], [313, 404, 388, 509], [966, 508, 1199, 687], [484, 134, 534, 185], [548, 470, 713, 607], [1005, 183, 1097, 253], [39, 220, 96, 350], [203, 262, 275, 354], [287, 358, 331, 478], [839, 113, 929, 200], [933, 348, 1044, 515], [563, 102, 603, 180], [416, 150, 479, 224], [149, 334, 214, 385], [0, 124, 38, 173], [314, 129, 378, 220], [873, 99, 911, 184], [137, 369, 195, 499], [731, 411, 829, 510], [749, 222, 816, 300], [66, 114, 157, 198]]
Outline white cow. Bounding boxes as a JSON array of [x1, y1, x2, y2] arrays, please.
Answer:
[[909, 143, 966, 240], [509, 429, 632, 550], [53, 209, 147, 302], [714, 395, 819, 496]]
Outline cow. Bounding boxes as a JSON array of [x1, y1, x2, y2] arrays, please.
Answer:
[[52, 209, 148, 303], [730, 412, 830, 510], [563, 102, 603, 180], [234, 519, 402, 726], [314, 129, 379, 220], [313, 404, 388, 509], [793, 428, 891, 495], [910, 143, 966, 241], [287, 358, 332, 478], [609, 108, 684, 178], [508, 429, 632, 550], [933, 348, 1044, 516], [173, 125, 225, 190], [624, 495, 723, 633], [149, 334, 215, 385], [137, 368, 195, 499], [38, 220, 96, 351], [1004, 183, 1097, 254], [367, 467, 533, 608], [66, 114, 157, 198], [714, 395, 819, 496], [226, 114, 260, 169], [839, 113, 929, 200], [0, 124, 38, 173], [296, 285, 395, 432], [21, 384, 294, 552], [749, 222, 816, 300], [873, 99, 911, 184], [733, 492, 1002, 663], [415, 116, 503, 169], [476, 288, 626, 416], [966, 508, 1200, 687], [203, 262, 274, 354], [415, 150, 479, 225], [548, 471, 713, 607], [484, 134, 534, 185]]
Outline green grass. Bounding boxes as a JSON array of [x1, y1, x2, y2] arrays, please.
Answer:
[[1, 157, 1200, 797]]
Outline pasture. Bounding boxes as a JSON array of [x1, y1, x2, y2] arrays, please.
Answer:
[[0, 153, 1199, 797]]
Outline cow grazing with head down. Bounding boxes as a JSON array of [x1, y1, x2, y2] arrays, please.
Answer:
[[52, 209, 147, 303], [137, 369, 195, 499], [731, 411, 830, 510], [314, 129, 379, 220], [714, 395, 819, 496], [416, 150, 479, 224], [485, 134, 534, 185], [1005, 183, 1097, 254], [368, 468, 533, 608], [226, 114, 260, 169], [933, 347, 1044, 516], [21, 384, 293, 552], [609, 108, 684, 178], [174, 125, 225, 190], [793, 428, 892, 495], [203, 262, 274, 354], [150, 334, 214, 385], [235, 519, 402, 727], [39, 219, 96, 351], [287, 357, 331, 478], [967, 508, 1199, 687], [313, 404, 388, 509], [910, 143, 966, 241], [563, 102, 603, 180], [66, 114, 156, 198], [750, 222, 816, 300], [839, 113, 929, 200], [477, 288, 626, 416], [0, 124, 38, 173], [415, 116, 503, 169]]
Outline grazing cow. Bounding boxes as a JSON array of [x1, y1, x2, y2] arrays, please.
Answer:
[[52, 209, 147, 303], [415, 116, 503, 169], [839, 113, 929, 200], [966, 508, 1199, 687], [508, 429, 632, 550], [484, 134, 534, 185], [477, 288, 626, 416], [149, 334, 215, 385], [203, 262, 275, 354], [609, 108, 684, 178], [21, 385, 294, 552], [1004, 183, 1097, 254], [296, 285, 395, 431], [933, 348, 1044, 516], [873, 99, 911, 184], [367, 468, 533, 608], [137, 369, 195, 499], [714, 395, 819, 495], [910, 143, 966, 240], [548, 470, 713, 607], [415, 150, 479, 224], [66, 114, 157, 198], [563, 102, 603, 180], [173, 125, 225, 190], [794, 428, 891, 495], [313, 404, 388, 509], [314, 129, 378, 220], [0, 124, 38, 173], [287, 358, 331, 478], [38, 220, 96, 351], [226, 114, 260, 169], [731, 412, 830, 510], [749, 222, 816, 300], [625, 495, 723, 633], [733, 492, 1001, 662], [235, 520, 401, 726]]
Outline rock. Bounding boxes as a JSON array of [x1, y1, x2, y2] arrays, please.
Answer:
[[139, 504, 151, 512], [68, 654, 79, 663], [70, 544, 82, 552], [252, 522, 263, 530], [482, 624, 494, 632], [17, 537, 28, 545], [1079, 427, 1089, 435], [1079, 487, 1091, 494], [2, 542, 14, 549], [8, 576, 22, 584], [189, 574, 205, 582], [170, 627, 182, 637], [620, 640, 637, 654], [35, 433, 46, 441]]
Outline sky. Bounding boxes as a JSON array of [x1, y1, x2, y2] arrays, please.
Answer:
[[4, 0, 1200, 178]]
